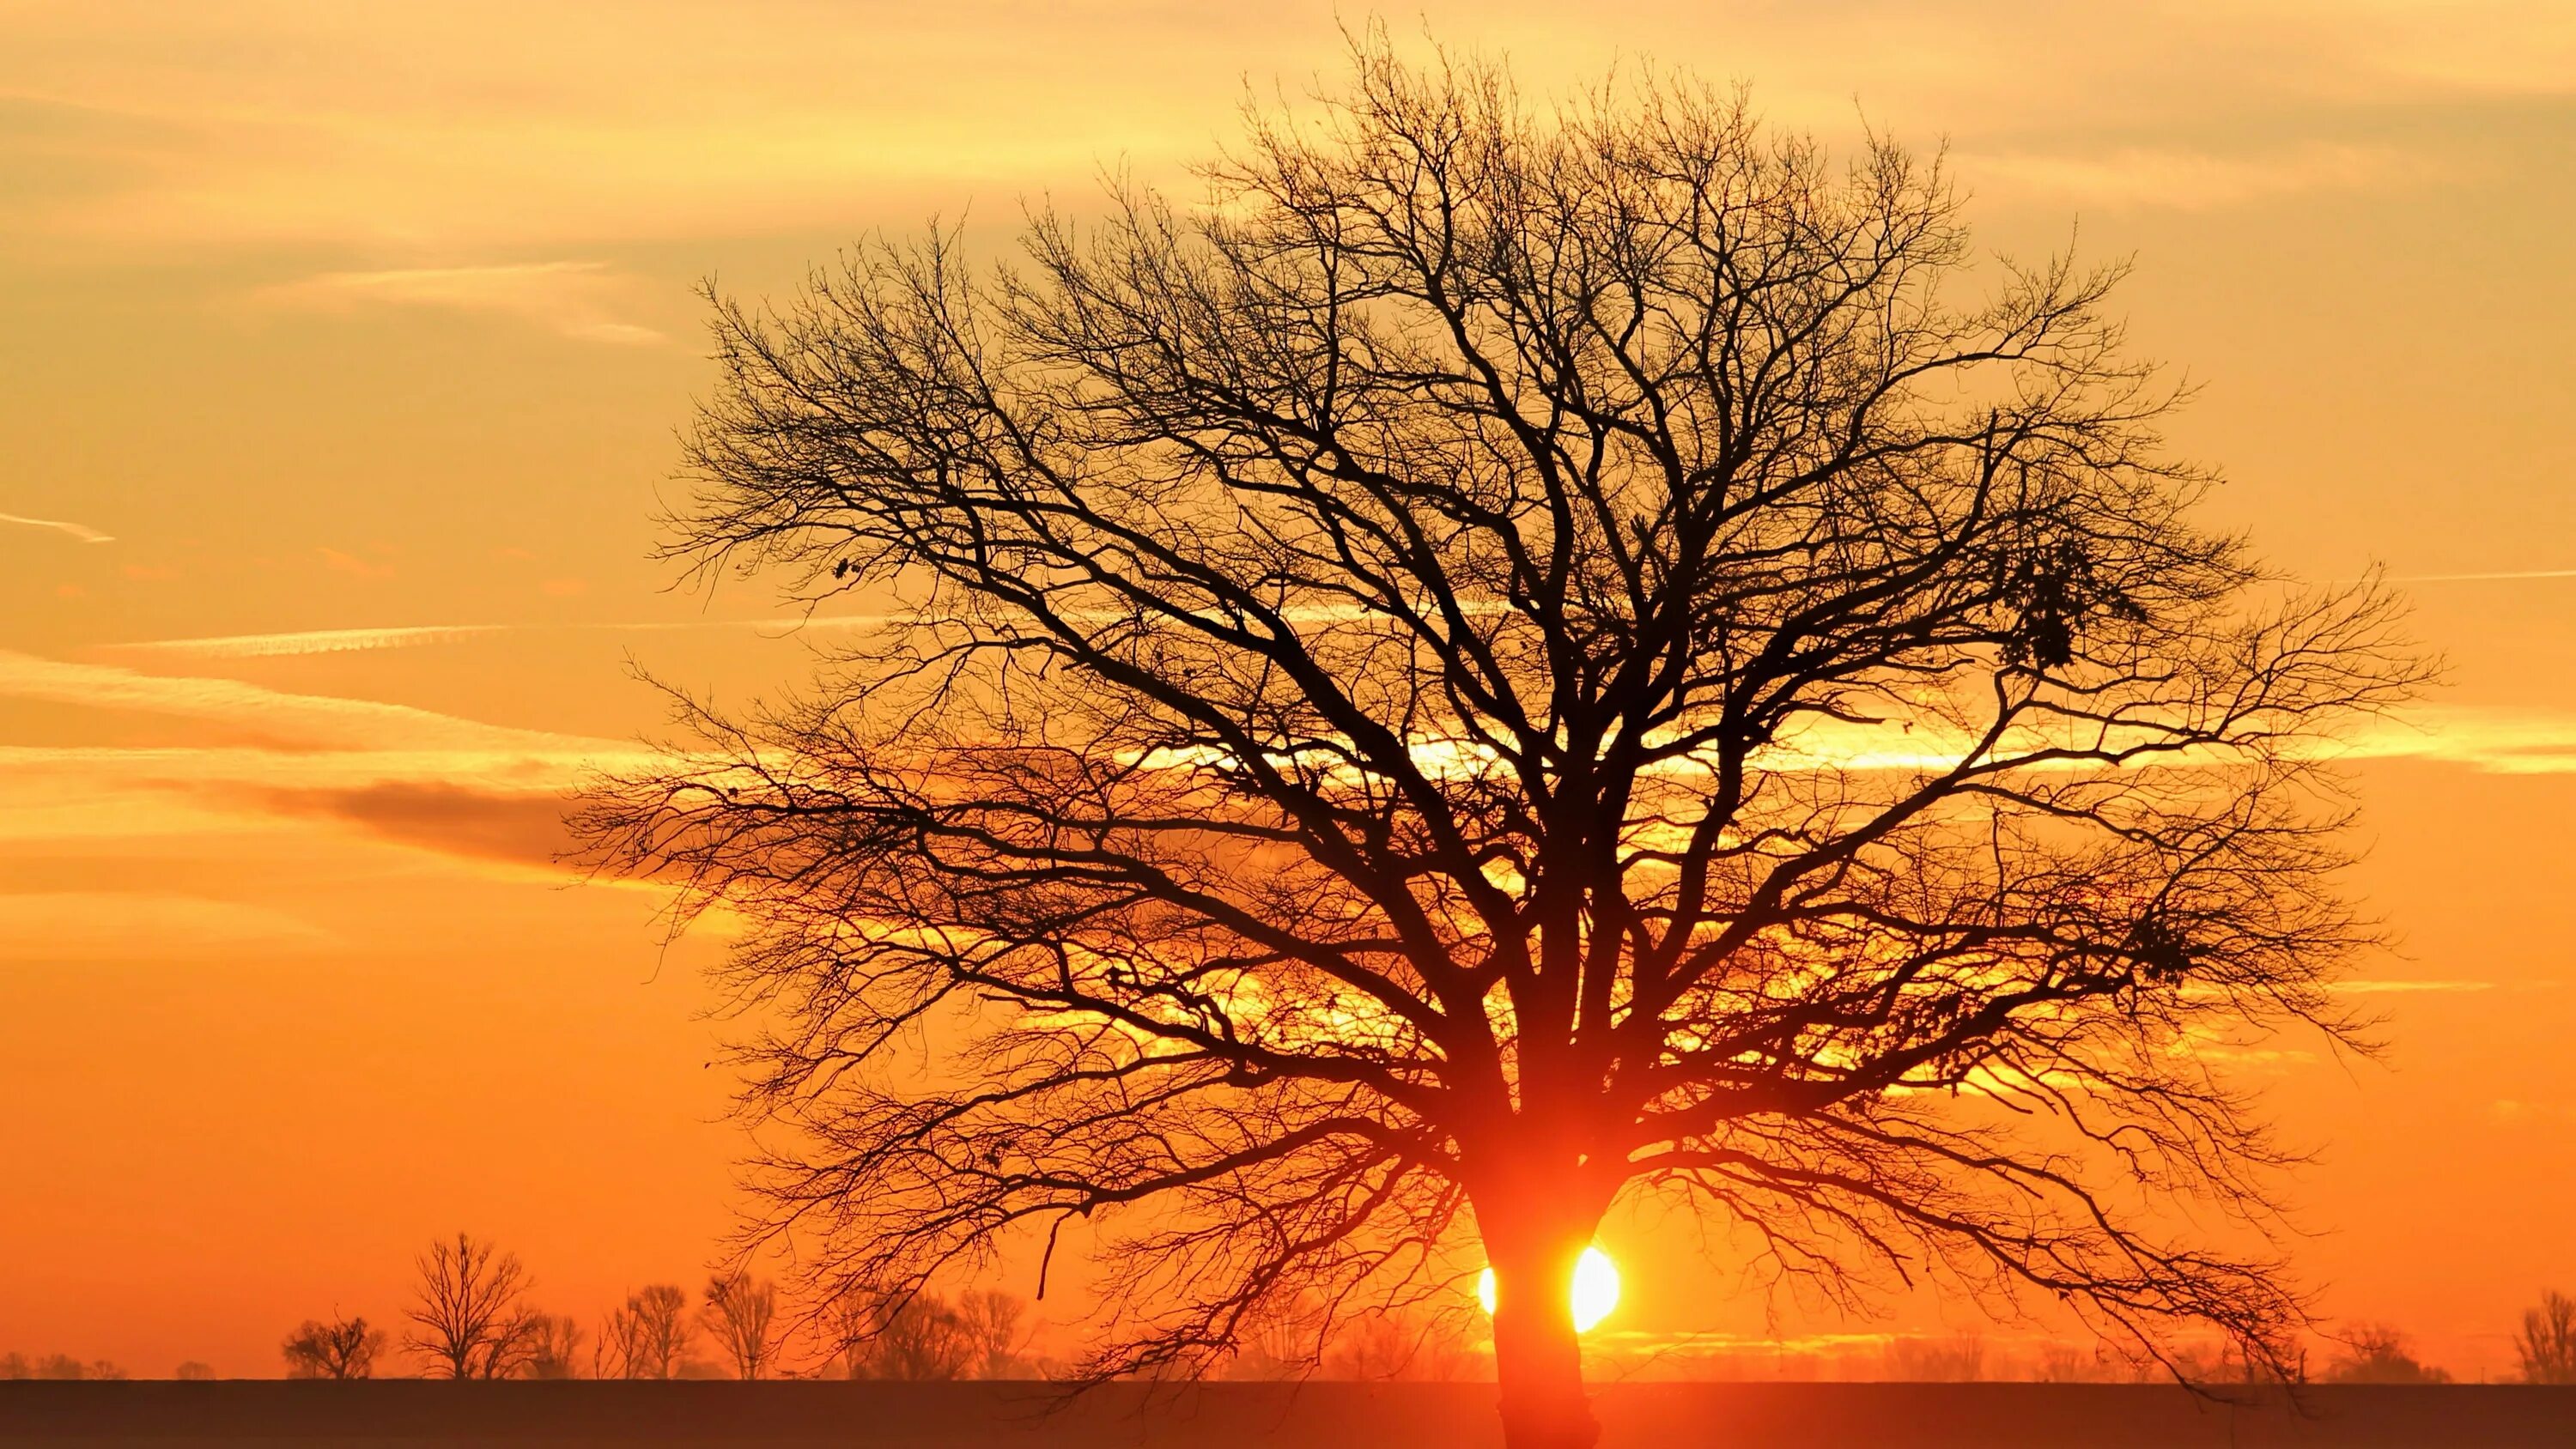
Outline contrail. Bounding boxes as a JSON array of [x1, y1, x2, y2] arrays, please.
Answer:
[[2390, 567, 2576, 582], [112, 601, 1491, 660], [0, 647, 600, 755], [0, 512, 114, 544], [113, 614, 895, 658], [116, 625, 515, 658]]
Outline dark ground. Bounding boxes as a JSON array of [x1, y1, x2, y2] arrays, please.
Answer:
[[3, 1381, 2573, 1447]]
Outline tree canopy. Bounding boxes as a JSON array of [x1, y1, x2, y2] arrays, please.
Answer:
[[581, 35, 2418, 1449]]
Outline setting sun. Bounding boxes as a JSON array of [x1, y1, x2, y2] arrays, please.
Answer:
[[1477, 1246, 1622, 1333]]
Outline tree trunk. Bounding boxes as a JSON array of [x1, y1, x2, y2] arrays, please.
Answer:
[[1487, 1229, 1598, 1449]]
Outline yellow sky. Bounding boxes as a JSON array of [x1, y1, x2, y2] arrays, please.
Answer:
[[3, 0, 2573, 1380]]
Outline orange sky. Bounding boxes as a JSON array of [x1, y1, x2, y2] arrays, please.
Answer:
[[2, 0, 2572, 1381]]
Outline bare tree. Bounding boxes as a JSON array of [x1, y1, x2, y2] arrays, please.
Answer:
[[1323, 1309, 1474, 1381], [700, 1274, 781, 1379], [1, 1354, 124, 1380], [596, 1284, 694, 1379], [403, 1233, 538, 1379], [2034, 1342, 2111, 1383], [837, 1290, 978, 1380], [281, 1315, 386, 1379], [956, 1289, 1034, 1379], [1882, 1333, 1986, 1382], [2166, 1337, 2303, 1386], [520, 1313, 585, 1379], [2032, 1339, 2158, 1383], [1223, 1297, 1326, 1382], [580, 32, 2421, 1449], [2518, 1290, 2576, 1385], [2322, 1324, 2449, 1384]]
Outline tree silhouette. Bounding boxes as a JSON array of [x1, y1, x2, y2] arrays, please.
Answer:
[[1322, 1307, 1475, 1381], [580, 33, 2419, 1449], [1883, 1333, 1987, 1382], [519, 1313, 585, 1379], [0, 1354, 124, 1380], [596, 1284, 695, 1379], [2322, 1324, 2450, 1385], [700, 1274, 781, 1379], [2518, 1290, 2576, 1385], [956, 1288, 1033, 1379], [833, 1288, 1029, 1380], [403, 1233, 538, 1379], [280, 1315, 386, 1379]]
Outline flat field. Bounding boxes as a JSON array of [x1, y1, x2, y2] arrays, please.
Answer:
[[5, 1381, 2575, 1448]]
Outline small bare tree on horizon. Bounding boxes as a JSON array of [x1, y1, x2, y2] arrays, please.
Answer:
[[280, 1314, 386, 1379], [833, 1287, 1030, 1380], [2322, 1324, 2450, 1385], [596, 1284, 695, 1379], [2518, 1290, 2576, 1385], [580, 30, 2422, 1449], [520, 1313, 585, 1379], [403, 1233, 538, 1379], [701, 1273, 781, 1379]]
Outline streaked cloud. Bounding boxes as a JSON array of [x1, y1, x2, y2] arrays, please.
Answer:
[[247, 261, 666, 346], [1591, 1327, 1899, 1355], [0, 648, 600, 756], [1961, 141, 2420, 211], [2328, 0, 2576, 97], [317, 545, 397, 579], [2344, 706, 2576, 776], [2329, 979, 2497, 996], [68, 638, 2576, 792], [112, 624, 514, 659], [254, 780, 575, 869], [10, 3, 2566, 259], [108, 614, 890, 658], [0, 652, 650, 885], [1737, 703, 2576, 779], [2391, 567, 2576, 583], [0, 510, 113, 544], [0, 891, 332, 961]]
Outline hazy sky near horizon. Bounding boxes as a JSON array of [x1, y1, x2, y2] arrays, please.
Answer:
[[3, 0, 2573, 1380]]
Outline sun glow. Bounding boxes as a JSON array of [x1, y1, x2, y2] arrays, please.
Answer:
[[1476, 1246, 1621, 1333]]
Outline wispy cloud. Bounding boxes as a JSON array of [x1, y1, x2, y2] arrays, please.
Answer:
[[109, 614, 890, 658], [1590, 1327, 1900, 1355], [87, 634, 2576, 785], [1747, 703, 2576, 779], [0, 648, 596, 756], [9, 2, 2572, 264], [318, 545, 397, 579], [0, 510, 113, 544], [0, 892, 334, 961], [2329, 979, 2497, 995], [256, 780, 576, 869], [1962, 141, 2421, 211], [113, 625, 514, 659], [246, 261, 666, 345], [0, 652, 656, 878], [2390, 567, 2576, 583], [2342, 706, 2576, 775]]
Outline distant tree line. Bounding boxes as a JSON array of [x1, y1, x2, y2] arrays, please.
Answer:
[[0, 1354, 126, 1381], [9, 1275, 2572, 1383], [274, 1232, 1039, 1381]]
